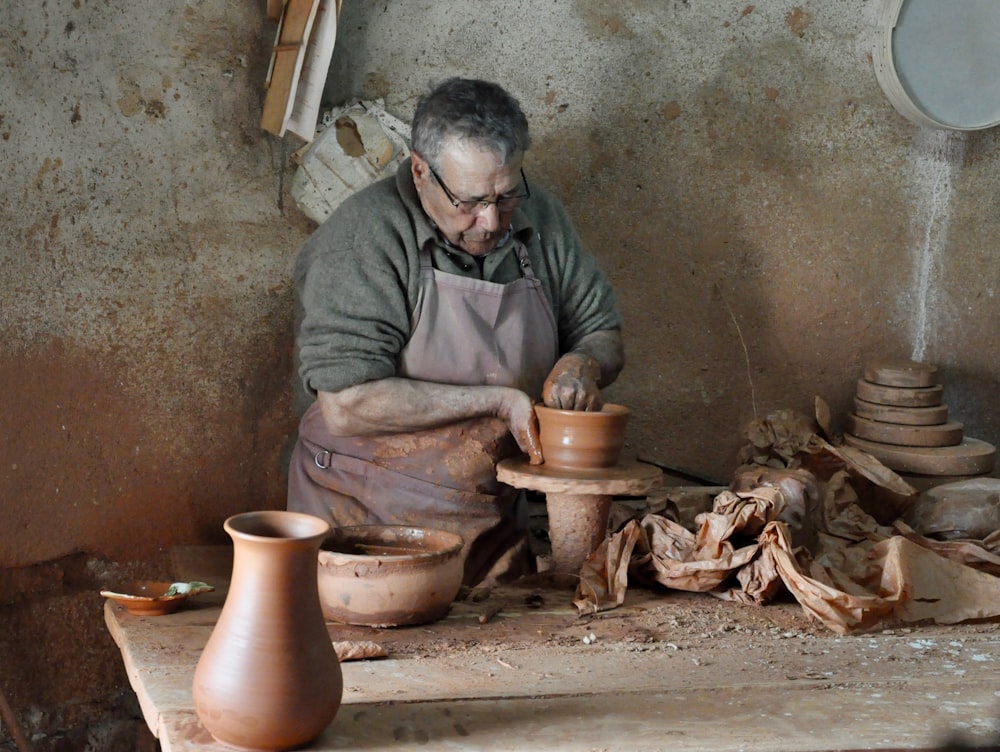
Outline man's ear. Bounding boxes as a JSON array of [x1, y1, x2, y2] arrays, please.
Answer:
[[410, 151, 429, 185]]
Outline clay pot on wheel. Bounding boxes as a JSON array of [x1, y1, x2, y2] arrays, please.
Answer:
[[193, 511, 343, 752], [535, 403, 630, 469]]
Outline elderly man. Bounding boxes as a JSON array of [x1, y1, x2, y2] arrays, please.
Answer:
[[288, 78, 623, 586]]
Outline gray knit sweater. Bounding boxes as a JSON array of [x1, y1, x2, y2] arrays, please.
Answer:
[[295, 159, 622, 396]]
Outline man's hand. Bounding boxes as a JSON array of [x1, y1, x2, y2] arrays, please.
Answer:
[[496, 390, 543, 464], [542, 352, 604, 411], [541, 330, 624, 411]]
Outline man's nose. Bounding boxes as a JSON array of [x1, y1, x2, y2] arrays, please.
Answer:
[[475, 202, 501, 231]]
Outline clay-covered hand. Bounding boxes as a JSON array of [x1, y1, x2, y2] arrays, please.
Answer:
[[542, 352, 604, 411], [496, 389, 543, 464]]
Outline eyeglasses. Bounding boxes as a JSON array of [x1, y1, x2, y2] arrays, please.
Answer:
[[429, 165, 530, 214]]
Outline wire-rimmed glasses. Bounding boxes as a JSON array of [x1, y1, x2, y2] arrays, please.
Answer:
[[429, 165, 530, 214]]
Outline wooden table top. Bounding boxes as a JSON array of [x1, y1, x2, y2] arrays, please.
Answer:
[[104, 545, 1000, 751]]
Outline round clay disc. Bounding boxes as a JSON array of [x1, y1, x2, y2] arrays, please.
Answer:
[[846, 413, 963, 448], [856, 379, 943, 407], [496, 457, 663, 496], [863, 359, 939, 388], [843, 434, 996, 476], [853, 397, 948, 426]]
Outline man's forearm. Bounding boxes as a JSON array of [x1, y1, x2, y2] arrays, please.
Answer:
[[317, 377, 543, 462], [317, 378, 514, 436], [567, 329, 625, 387]]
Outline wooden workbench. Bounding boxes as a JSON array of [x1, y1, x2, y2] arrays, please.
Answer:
[[104, 546, 1000, 751]]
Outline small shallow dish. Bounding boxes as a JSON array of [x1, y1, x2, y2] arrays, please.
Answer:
[[100, 580, 214, 616], [317, 525, 464, 628]]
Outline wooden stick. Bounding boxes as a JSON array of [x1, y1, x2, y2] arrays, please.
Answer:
[[478, 604, 503, 624], [0, 688, 32, 752]]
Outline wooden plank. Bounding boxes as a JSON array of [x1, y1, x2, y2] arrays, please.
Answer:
[[157, 677, 1000, 752], [260, 0, 318, 136], [109, 547, 1000, 752], [496, 457, 662, 495], [266, 0, 284, 22]]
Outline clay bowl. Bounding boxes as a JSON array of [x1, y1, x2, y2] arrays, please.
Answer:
[[535, 403, 630, 469], [100, 580, 214, 616], [317, 525, 464, 628]]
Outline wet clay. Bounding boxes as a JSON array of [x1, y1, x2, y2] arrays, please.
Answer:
[[535, 404, 630, 469], [505, 405, 654, 576]]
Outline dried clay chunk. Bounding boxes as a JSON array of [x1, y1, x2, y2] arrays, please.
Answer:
[[904, 478, 1000, 540], [332, 641, 388, 662], [864, 359, 939, 388]]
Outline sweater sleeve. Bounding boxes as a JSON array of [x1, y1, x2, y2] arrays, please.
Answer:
[[295, 182, 419, 396]]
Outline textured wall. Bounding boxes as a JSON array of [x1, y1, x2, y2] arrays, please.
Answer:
[[2, 0, 1000, 742], [2, 0, 308, 570], [324, 0, 1000, 482], [1, 0, 307, 741]]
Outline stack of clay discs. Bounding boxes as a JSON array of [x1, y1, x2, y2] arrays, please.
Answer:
[[842, 359, 996, 476]]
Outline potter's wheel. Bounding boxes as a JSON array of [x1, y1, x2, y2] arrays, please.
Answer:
[[497, 458, 663, 577], [499, 457, 662, 490]]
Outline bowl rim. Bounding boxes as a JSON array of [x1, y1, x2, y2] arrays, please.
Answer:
[[320, 524, 464, 561], [534, 403, 630, 418]]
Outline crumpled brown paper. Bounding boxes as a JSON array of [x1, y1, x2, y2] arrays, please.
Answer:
[[575, 404, 1000, 634]]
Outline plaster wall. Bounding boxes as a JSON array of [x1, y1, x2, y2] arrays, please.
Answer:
[[333, 0, 1000, 484], [2, 0, 1000, 742], [320, 0, 1000, 484]]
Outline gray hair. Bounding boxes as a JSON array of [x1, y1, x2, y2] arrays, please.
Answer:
[[411, 78, 531, 169]]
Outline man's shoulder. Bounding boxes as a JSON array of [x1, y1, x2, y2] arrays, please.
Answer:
[[519, 182, 567, 220], [329, 173, 411, 228], [515, 183, 579, 255], [302, 173, 421, 256], [295, 176, 422, 287]]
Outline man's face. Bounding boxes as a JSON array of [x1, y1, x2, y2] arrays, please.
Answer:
[[412, 140, 525, 257]]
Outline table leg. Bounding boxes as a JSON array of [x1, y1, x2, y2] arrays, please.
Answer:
[[545, 493, 612, 576]]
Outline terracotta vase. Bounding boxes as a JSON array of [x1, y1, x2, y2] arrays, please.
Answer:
[[535, 403, 630, 469], [192, 511, 343, 751]]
